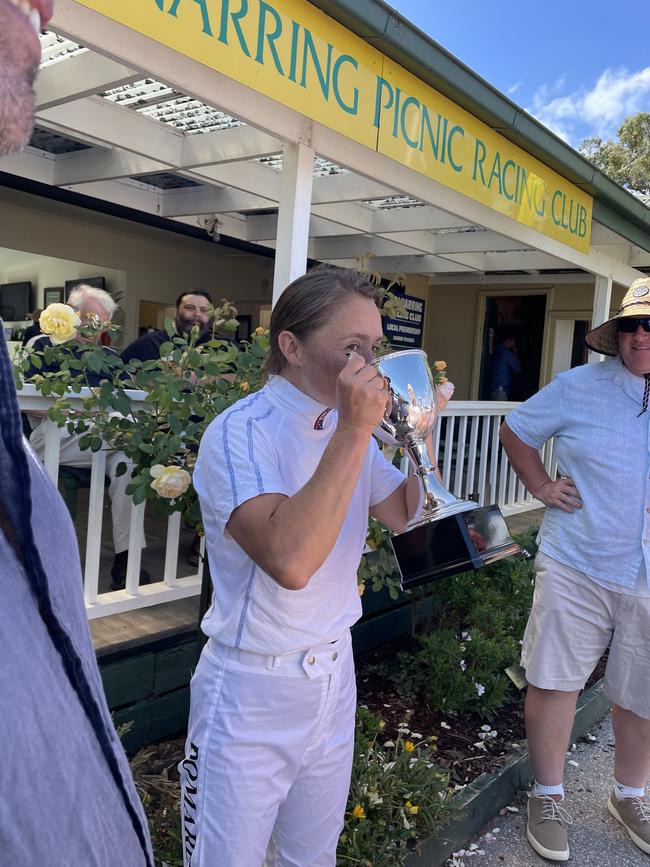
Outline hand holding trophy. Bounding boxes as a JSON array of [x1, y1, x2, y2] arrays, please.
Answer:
[[371, 350, 521, 589]]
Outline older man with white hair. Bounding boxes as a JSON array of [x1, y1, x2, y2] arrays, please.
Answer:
[[27, 283, 148, 589]]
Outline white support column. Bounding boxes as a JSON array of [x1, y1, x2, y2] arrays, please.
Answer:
[[589, 275, 613, 363], [272, 142, 315, 306]]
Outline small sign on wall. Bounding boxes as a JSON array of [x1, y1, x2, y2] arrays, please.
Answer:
[[382, 292, 426, 348]]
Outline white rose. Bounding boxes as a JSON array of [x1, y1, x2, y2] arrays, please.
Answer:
[[39, 303, 81, 345], [150, 464, 191, 500]]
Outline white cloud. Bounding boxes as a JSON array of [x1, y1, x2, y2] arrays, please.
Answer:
[[508, 81, 523, 95], [527, 65, 650, 145]]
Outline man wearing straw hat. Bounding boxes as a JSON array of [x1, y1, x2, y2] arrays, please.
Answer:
[[500, 275, 650, 862]]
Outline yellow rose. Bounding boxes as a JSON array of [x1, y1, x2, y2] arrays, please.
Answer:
[[404, 740, 415, 752], [240, 381, 251, 393], [358, 581, 366, 597], [433, 360, 446, 371], [150, 465, 191, 500], [351, 805, 366, 820], [255, 327, 266, 336], [39, 303, 81, 345]]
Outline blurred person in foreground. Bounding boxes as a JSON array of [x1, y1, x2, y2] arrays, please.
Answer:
[[0, 1, 153, 863], [501, 276, 650, 862]]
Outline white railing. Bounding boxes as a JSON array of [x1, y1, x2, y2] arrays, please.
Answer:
[[432, 401, 556, 517], [18, 383, 205, 620], [17, 386, 549, 619]]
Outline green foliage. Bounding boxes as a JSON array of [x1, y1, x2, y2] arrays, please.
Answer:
[[338, 708, 455, 867], [364, 528, 538, 719], [17, 297, 409, 596], [357, 517, 403, 600], [580, 111, 650, 195], [15, 303, 266, 530]]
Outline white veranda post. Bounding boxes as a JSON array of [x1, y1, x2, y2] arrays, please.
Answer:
[[272, 142, 315, 306], [589, 275, 613, 363]]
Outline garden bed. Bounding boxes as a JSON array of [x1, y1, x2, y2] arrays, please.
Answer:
[[357, 636, 608, 788], [131, 527, 610, 866], [132, 652, 608, 867]]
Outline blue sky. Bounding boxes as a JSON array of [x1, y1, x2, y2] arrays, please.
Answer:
[[390, 0, 650, 147]]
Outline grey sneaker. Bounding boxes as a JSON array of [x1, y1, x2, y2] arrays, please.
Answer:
[[527, 794, 572, 861], [608, 793, 650, 854]]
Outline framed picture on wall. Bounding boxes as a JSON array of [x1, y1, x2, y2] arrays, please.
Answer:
[[44, 287, 64, 306]]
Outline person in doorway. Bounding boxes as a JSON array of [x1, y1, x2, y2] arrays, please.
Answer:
[[0, 1, 153, 863], [179, 265, 429, 867], [120, 289, 215, 363], [500, 275, 650, 862], [490, 328, 522, 400], [26, 284, 149, 590]]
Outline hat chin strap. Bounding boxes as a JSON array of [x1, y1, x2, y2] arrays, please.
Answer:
[[639, 373, 650, 417]]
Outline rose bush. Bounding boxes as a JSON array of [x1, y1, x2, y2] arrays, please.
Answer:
[[16, 292, 430, 600]]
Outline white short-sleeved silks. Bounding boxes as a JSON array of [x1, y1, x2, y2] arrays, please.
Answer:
[[193, 374, 405, 654]]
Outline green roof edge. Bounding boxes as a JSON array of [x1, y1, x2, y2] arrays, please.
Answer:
[[310, 0, 650, 255]]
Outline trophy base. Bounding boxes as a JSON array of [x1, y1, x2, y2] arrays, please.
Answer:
[[390, 504, 522, 590]]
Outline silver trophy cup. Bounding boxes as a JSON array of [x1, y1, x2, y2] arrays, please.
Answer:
[[371, 349, 521, 589]]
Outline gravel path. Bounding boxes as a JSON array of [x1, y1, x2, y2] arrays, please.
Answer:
[[448, 712, 650, 866]]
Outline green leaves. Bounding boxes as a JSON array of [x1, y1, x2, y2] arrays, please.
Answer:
[[339, 708, 455, 867], [579, 111, 650, 195]]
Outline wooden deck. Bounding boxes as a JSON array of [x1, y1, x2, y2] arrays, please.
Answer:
[[77, 481, 544, 657], [66, 485, 202, 656]]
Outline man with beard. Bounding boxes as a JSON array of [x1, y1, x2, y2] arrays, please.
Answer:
[[0, 1, 154, 864], [122, 289, 239, 567], [121, 290, 215, 362]]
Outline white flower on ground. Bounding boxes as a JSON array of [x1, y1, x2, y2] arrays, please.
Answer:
[[459, 659, 467, 672], [150, 464, 191, 499], [474, 682, 486, 697], [440, 721, 451, 730], [39, 303, 81, 344], [461, 630, 472, 641]]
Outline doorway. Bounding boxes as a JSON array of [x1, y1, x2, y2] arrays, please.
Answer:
[[477, 293, 549, 401]]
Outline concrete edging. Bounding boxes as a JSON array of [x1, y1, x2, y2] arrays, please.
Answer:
[[405, 681, 611, 867]]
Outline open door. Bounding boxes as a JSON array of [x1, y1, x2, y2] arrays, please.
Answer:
[[478, 293, 548, 400]]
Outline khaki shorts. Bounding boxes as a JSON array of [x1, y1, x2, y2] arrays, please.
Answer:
[[522, 551, 650, 719]]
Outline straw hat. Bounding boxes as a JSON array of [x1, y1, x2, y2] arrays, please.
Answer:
[[585, 276, 650, 356]]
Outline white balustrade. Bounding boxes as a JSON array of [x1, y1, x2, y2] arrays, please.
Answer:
[[17, 384, 544, 619]]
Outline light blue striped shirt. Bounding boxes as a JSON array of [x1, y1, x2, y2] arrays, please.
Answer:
[[505, 356, 650, 590]]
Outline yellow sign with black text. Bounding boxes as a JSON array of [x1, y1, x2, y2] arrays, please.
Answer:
[[74, 0, 593, 252]]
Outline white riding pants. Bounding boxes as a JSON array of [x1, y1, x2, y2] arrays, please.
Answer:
[[179, 630, 356, 867]]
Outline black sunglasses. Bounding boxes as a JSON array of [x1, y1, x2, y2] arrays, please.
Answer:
[[618, 318, 650, 333]]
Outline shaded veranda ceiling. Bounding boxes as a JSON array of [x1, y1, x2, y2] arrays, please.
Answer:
[[2, 31, 648, 283]]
